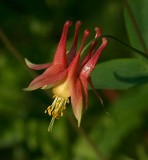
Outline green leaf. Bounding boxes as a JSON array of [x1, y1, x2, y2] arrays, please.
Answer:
[[91, 58, 148, 89], [124, 0, 148, 52]]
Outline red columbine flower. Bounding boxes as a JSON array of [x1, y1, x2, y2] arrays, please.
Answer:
[[24, 21, 107, 131]]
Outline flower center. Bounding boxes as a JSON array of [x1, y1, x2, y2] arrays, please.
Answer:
[[45, 95, 69, 132]]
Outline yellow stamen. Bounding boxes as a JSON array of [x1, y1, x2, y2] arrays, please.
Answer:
[[45, 95, 69, 132]]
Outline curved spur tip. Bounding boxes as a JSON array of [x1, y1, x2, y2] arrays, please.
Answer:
[[22, 87, 31, 91], [24, 58, 32, 67]]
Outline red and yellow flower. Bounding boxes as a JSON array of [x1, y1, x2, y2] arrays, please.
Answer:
[[24, 21, 107, 131]]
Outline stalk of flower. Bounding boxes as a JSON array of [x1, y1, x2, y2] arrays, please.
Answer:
[[24, 21, 107, 132]]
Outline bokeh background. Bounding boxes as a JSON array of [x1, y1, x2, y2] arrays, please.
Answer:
[[0, 0, 148, 160]]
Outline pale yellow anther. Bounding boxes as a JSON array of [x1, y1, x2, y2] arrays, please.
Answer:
[[45, 95, 69, 132]]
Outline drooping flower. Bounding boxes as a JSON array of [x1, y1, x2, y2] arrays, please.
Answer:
[[24, 21, 107, 131]]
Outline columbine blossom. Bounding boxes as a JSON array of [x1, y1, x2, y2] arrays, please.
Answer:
[[24, 21, 107, 131]]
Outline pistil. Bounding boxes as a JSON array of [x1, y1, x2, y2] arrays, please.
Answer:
[[45, 95, 69, 132]]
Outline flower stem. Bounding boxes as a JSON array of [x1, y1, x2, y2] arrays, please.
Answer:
[[104, 34, 148, 59]]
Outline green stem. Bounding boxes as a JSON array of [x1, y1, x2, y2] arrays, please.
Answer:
[[81, 37, 99, 55], [103, 34, 148, 59]]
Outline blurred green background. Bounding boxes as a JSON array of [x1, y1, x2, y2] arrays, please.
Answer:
[[0, 0, 148, 160]]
